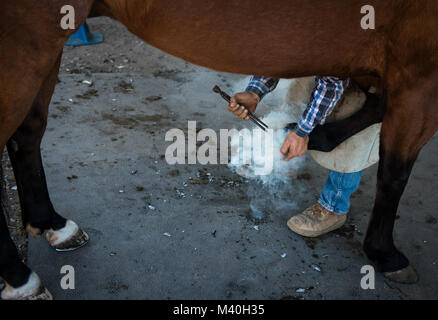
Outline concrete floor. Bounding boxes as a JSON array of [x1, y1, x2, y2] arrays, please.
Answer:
[[25, 17, 438, 300]]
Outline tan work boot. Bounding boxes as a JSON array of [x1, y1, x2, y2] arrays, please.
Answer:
[[287, 203, 346, 237]]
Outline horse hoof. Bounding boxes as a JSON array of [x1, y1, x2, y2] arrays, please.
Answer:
[[1, 272, 53, 300], [25, 224, 42, 238], [45, 220, 89, 252], [384, 265, 419, 284]]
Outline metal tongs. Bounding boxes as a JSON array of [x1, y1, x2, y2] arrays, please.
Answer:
[[213, 85, 269, 131]]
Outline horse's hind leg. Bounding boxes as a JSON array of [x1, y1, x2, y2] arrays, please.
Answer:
[[0, 201, 52, 299], [6, 54, 89, 252], [363, 76, 438, 283], [0, 189, 31, 293]]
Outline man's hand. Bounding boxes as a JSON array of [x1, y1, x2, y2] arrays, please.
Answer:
[[280, 131, 309, 161], [228, 91, 260, 121]]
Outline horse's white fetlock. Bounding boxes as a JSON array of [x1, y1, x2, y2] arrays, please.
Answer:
[[46, 220, 79, 246], [45, 220, 89, 251], [1, 272, 52, 300]]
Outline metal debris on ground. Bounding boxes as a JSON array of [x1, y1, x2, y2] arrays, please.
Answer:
[[333, 224, 356, 239], [145, 95, 162, 102], [187, 179, 208, 185], [115, 80, 135, 94], [76, 89, 99, 99], [168, 169, 179, 177], [175, 188, 186, 198], [311, 264, 322, 272], [81, 80, 93, 86]]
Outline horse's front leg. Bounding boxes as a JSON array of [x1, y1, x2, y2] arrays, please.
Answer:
[[363, 78, 438, 283], [7, 54, 88, 252]]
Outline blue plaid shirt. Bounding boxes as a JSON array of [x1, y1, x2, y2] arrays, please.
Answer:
[[246, 76, 349, 138]]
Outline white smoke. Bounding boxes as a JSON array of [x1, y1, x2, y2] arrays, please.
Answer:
[[226, 76, 371, 221], [228, 111, 305, 185], [227, 79, 312, 221]]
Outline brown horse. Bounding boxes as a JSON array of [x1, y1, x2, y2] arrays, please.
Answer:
[[0, 0, 437, 298]]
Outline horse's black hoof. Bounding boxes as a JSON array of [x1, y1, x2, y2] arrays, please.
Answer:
[[384, 265, 419, 284], [45, 220, 89, 252]]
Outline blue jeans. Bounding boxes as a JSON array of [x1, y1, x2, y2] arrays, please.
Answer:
[[318, 170, 362, 215]]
